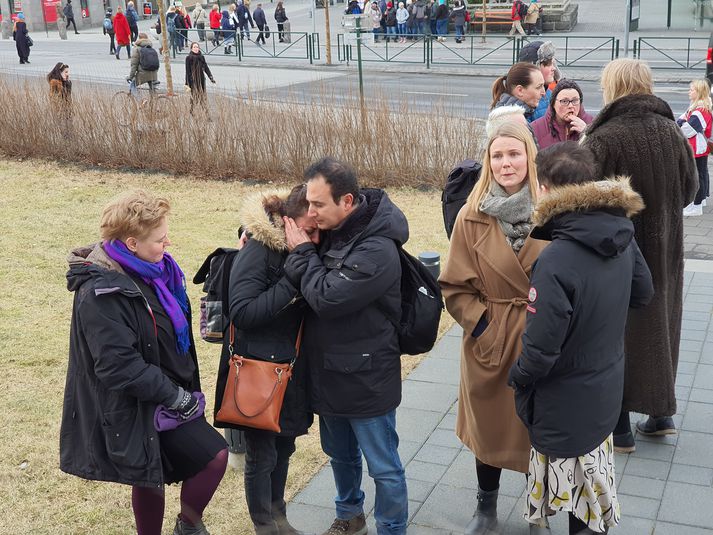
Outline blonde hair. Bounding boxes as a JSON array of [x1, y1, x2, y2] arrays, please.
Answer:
[[601, 58, 653, 105], [485, 105, 526, 138], [689, 79, 713, 112], [468, 122, 538, 212], [100, 190, 171, 241]]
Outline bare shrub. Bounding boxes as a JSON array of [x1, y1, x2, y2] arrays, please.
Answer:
[[0, 80, 484, 188]]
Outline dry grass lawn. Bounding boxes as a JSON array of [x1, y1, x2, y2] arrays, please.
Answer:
[[0, 157, 453, 534]]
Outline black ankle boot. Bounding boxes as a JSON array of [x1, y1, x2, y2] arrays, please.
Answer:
[[273, 515, 305, 535], [464, 487, 498, 535]]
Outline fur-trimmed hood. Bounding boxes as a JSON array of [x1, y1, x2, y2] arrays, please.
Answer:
[[531, 177, 645, 257], [238, 190, 291, 252]]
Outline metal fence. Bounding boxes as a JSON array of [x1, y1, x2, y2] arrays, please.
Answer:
[[634, 36, 709, 70]]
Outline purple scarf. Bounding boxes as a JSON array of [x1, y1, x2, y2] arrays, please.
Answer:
[[154, 392, 206, 431], [103, 239, 191, 355]]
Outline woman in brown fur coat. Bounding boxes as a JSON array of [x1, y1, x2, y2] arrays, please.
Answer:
[[582, 59, 698, 452]]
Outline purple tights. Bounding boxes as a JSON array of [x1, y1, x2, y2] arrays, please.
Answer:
[[132, 448, 229, 535]]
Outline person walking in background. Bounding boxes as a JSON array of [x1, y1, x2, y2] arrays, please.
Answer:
[[63, 0, 80, 34], [274, 1, 288, 42], [679, 79, 712, 217], [582, 58, 698, 453], [214, 186, 316, 535], [450, 0, 466, 43], [434, 0, 449, 42], [193, 2, 208, 42], [12, 13, 30, 65], [491, 62, 546, 123], [509, 142, 654, 535], [126, 1, 140, 42], [524, 0, 541, 35], [127, 32, 159, 97], [396, 1, 408, 42], [221, 8, 236, 54], [103, 8, 116, 55], [236, 0, 255, 41], [210, 4, 222, 45], [253, 3, 268, 45], [60, 190, 228, 535], [509, 0, 526, 36], [530, 79, 593, 149], [114, 6, 132, 60], [185, 42, 216, 115], [439, 122, 547, 535], [518, 40, 558, 120], [174, 7, 187, 52]]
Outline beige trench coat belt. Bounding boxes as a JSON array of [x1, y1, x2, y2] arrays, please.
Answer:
[[485, 296, 528, 367]]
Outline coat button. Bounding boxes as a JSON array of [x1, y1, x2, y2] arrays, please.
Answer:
[[115, 433, 120, 437], [147, 343, 151, 348], [270, 355, 275, 359]]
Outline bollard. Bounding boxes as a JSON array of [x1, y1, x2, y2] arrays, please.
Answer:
[[419, 251, 440, 279], [1, 20, 11, 40]]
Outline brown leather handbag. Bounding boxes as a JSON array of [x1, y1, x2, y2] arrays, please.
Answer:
[[216, 322, 303, 433]]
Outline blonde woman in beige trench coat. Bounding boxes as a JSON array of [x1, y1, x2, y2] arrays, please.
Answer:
[[439, 121, 547, 535]]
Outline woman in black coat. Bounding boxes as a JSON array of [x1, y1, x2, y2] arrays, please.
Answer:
[[214, 185, 316, 535], [13, 14, 30, 64], [61, 190, 227, 535], [185, 42, 215, 115], [509, 143, 654, 535]]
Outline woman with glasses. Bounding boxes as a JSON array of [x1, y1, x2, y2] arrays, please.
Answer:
[[531, 79, 593, 149]]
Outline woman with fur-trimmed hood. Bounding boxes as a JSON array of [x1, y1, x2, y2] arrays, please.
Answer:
[[509, 143, 653, 535], [213, 185, 316, 535]]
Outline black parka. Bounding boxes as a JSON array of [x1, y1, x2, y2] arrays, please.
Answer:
[[213, 191, 313, 437], [60, 245, 200, 487], [284, 189, 408, 418], [508, 178, 654, 458]]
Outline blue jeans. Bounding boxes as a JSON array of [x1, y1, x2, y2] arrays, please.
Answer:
[[429, 19, 437, 35], [387, 26, 397, 39], [397, 22, 406, 35], [116, 43, 131, 58], [455, 24, 464, 39], [415, 19, 424, 36], [436, 18, 447, 36], [320, 411, 408, 535]]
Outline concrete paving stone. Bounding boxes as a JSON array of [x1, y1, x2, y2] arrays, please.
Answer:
[[412, 483, 517, 532], [682, 311, 711, 323], [693, 364, 713, 390], [398, 439, 424, 465], [677, 399, 689, 415], [668, 463, 713, 487], [684, 227, 713, 237], [437, 413, 457, 431], [681, 339, 704, 352], [617, 474, 666, 500], [672, 431, 713, 469], [445, 325, 463, 338], [406, 354, 461, 386], [700, 345, 713, 365], [658, 481, 713, 528], [652, 522, 713, 535], [292, 468, 336, 507], [396, 407, 444, 443], [682, 319, 711, 331], [428, 334, 462, 362], [692, 273, 713, 285], [611, 515, 655, 533], [617, 494, 660, 520], [406, 478, 437, 503], [448, 401, 457, 414], [681, 401, 713, 433], [677, 374, 695, 388], [414, 443, 461, 466], [681, 329, 708, 342], [439, 448, 479, 490], [425, 428, 463, 450], [676, 385, 692, 401], [683, 303, 713, 314], [406, 524, 453, 535], [678, 361, 699, 375], [687, 286, 713, 296], [679, 350, 702, 363], [400, 379, 458, 414], [689, 387, 713, 404], [629, 441, 675, 463], [624, 457, 671, 480], [405, 460, 450, 484], [686, 294, 713, 304], [285, 502, 338, 533], [634, 430, 679, 446], [614, 452, 629, 474]]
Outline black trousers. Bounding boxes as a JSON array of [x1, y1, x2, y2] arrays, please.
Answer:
[[130, 24, 139, 43], [695, 155, 710, 205], [244, 428, 297, 530], [66, 17, 78, 33]]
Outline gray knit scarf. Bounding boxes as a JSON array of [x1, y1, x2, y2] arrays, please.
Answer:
[[479, 182, 533, 253]]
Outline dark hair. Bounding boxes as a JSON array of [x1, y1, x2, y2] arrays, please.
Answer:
[[536, 142, 596, 187], [263, 184, 309, 221], [47, 62, 69, 83], [304, 157, 359, 204], [491, 63, 541, 110], [548, 78, 583, 139]]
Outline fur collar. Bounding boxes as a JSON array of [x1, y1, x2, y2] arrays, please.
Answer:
[[238, 190, 291, 252], [533, 177, 644, 227]]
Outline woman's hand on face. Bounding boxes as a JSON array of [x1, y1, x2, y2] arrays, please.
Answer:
[[283, 216, 311, 252], [567, 115, 586, 134]]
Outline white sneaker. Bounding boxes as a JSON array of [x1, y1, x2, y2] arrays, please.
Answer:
[[684, 203, 703, 216], [703, 199, 707, 207]]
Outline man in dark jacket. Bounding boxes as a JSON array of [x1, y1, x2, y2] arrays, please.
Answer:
[[237, 0, 255, 41], [284, 157, 409, 535], [63, 0, 79, 34], [253, 3, 267, 45], [126, 1, 140, 42]]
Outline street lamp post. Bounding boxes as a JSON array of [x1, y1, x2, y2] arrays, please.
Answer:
[[624, 0, 631, 56]]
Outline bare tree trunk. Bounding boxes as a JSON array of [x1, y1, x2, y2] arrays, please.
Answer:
[[156, 0, 174, 95], [324, 0, 332, 65], [481, 0, 487, 43]]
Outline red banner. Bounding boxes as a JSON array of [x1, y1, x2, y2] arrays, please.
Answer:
[[43, 0, 59, 23]]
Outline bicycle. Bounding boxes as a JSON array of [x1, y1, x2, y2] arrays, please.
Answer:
[[111, 80, 176, 129]]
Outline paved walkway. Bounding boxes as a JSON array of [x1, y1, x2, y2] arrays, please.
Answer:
[[289, 215, 713, 534]]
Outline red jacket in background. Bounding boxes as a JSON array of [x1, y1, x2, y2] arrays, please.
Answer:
[[209, 9, 221, 29], [511, 0, 523, 21], [114, 12, 131, 45], [679, 106, 712, 157]]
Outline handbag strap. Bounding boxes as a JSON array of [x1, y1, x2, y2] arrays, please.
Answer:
[[229, 319, 304, 366], [231, 359, 285, 418]]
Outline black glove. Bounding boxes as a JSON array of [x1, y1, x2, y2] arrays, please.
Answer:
[[284, 253, 309, 288], [175, 391, 200, 420], [471, 314, 488, 338]]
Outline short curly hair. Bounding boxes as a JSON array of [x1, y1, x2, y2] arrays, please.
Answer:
[[100, 190, 171, 241]]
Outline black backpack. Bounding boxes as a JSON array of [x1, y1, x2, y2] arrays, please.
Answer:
[[390, 246, 444, 355], [193, 247, 240, 343], [517, 0, 529, 19], [442, 159, 482, 239], [139, 46, 160, 71]]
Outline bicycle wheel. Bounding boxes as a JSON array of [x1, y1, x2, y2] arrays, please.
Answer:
[[111, 91, 137, 129], [147, 94, 178, 125]]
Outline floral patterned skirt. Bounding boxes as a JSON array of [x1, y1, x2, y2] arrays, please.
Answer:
[[524, 434, 621, 533]]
